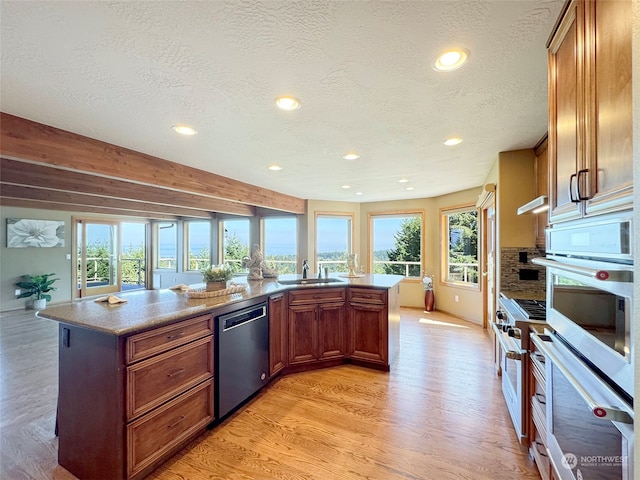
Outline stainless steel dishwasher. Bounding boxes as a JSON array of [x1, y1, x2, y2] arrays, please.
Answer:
[[216, 302, 269, 419]]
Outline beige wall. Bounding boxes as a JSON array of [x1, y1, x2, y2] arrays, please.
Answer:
[[496, 149, 537, 248], [306, 187, 484, 324]]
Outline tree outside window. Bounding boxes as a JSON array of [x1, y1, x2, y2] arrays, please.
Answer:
[[371, 213, 422, 277], [221, 219, 249, 272], [442, 207, 479, 285]]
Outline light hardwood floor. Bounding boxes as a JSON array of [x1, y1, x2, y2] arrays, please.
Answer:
[[0, 307, 540, 480]]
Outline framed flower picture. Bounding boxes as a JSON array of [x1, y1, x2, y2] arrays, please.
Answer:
[[6, 218, 65, 248]]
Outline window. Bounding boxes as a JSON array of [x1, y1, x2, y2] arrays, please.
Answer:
[[221, 218, 249, 272], [370, 212, 422, 277], [155, 222, 177, 270], [185, 221, 211, 271], [441, 206, 479, 286], [262, 217, 297, 274], [316, 213, 353, 273]]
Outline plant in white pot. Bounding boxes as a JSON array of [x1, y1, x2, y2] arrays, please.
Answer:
[[15, 273, 60, 309], [201, 264, 233, 291]]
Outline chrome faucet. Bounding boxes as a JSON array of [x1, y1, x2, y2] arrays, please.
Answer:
[[302, 259, 309, 279]]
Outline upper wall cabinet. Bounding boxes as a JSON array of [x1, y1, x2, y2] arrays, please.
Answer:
[[548, 0, 633, 224]]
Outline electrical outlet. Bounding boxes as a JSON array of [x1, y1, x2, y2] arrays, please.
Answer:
[[454, 295, 459, 303], [15, 289, 21, 296]]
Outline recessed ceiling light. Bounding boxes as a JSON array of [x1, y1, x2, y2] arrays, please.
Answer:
[[268, 164, 282, 171], [355, 191, 363, 196], [172, 125, 197, 135], [433, 49, 469, 72], [274, 96, 301, 111], [343, 152, 360, 161], [406, 186, 415, 191], [341, 184, 351, 189], [398, 178, 409, 183], [444, 137, 463, 146]]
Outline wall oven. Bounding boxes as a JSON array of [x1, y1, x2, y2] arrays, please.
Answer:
[[531, 331, 633, 480], [531, 214, 634, 479]]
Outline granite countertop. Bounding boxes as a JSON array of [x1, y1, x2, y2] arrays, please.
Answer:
[[37, 274, 403, 336], [500, 290, 546, 302]]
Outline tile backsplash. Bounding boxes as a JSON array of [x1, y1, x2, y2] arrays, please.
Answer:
[[500, 247, 546, 296]]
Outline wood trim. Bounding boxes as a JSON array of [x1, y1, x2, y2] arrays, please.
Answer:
[[0, 113, 305, 214], [1, 157, 256, 217]]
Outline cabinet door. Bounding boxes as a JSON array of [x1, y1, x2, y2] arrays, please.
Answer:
[[317, 302, 346, 360], [269, 293, 288, 376], [548, 0, 584, 224], [349, 302, 387, 364], [288, 304, 317, 364], [583, 0, 633, 216]]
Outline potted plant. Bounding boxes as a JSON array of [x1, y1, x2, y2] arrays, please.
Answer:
[[15, 273, 60, 309], [201, 264, 233, 291]]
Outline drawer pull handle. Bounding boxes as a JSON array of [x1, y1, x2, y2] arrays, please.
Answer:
[[534, 441, 548, 457], [167, 331, 186, 340], [535, 393, 546, 404], [167, 368, 186, 378], [167, 415, 186, 429]]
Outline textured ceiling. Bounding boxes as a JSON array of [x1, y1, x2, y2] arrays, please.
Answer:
[[0, 0, 564, 204]]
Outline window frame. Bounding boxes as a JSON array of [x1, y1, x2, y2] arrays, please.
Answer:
[[261, 216, 298, 274], [440, 204, 480, 289], [153, 221, 178, 271], [368, 210, 424, 279], [314, 212, 354, 273], [219, 217, 250, 273], [184, 220, 212, 272]]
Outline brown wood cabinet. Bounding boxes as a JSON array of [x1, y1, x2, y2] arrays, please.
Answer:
[[348, 288, 388, 365], [57, 313, 215, 480], [548, 0, 633, 224], [288, 288, 346, 365], [268, 292, 288, 376]]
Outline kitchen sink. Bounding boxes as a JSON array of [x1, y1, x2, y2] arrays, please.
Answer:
[[278, 278, 343, 285]]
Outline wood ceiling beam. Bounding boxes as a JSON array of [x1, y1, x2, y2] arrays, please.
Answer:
[[0, 197, 178, 220], [0, 158, 256, 217], [0, 113, 305, 214], [0, 184, 213, 219]]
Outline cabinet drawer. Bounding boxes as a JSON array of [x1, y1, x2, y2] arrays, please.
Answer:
[[127, 379, 214, 478], [289, 288, 345, 305], [127, 336, 214, 420], [126, 314, 214, 364], [349, 288, 386, 305], [531, 395, 547, 447]]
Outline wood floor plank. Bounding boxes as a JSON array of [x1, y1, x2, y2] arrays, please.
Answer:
[[0, 308, 539, 479]]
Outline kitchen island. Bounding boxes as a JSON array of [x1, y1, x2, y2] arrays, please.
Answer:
[[37, 274, 402, 480]]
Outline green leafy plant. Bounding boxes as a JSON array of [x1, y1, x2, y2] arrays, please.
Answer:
[[201, 264, 233, 283], [15, 273, 60, 301]]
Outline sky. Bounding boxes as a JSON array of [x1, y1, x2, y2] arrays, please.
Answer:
[[89, 217, 406, 256]]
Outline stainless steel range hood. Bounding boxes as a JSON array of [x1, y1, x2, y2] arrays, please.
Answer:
[[517, 195, 548, 215]]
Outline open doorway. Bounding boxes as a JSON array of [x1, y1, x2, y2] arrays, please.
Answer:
[[75, 219, 147, 298]]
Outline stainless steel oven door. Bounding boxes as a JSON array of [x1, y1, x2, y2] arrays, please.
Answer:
[[532, 332, 633, 480], [532, 255, 633, 397], [492, 323, 526, 442]]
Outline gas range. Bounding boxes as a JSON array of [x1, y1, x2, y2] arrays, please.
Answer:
[[512, 298, 546, 321]]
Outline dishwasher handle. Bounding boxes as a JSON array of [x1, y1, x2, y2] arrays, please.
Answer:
[[221, 304, 267, 331]]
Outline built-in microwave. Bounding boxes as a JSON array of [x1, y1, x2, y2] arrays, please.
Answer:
[[532, 215, 633, 399]]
